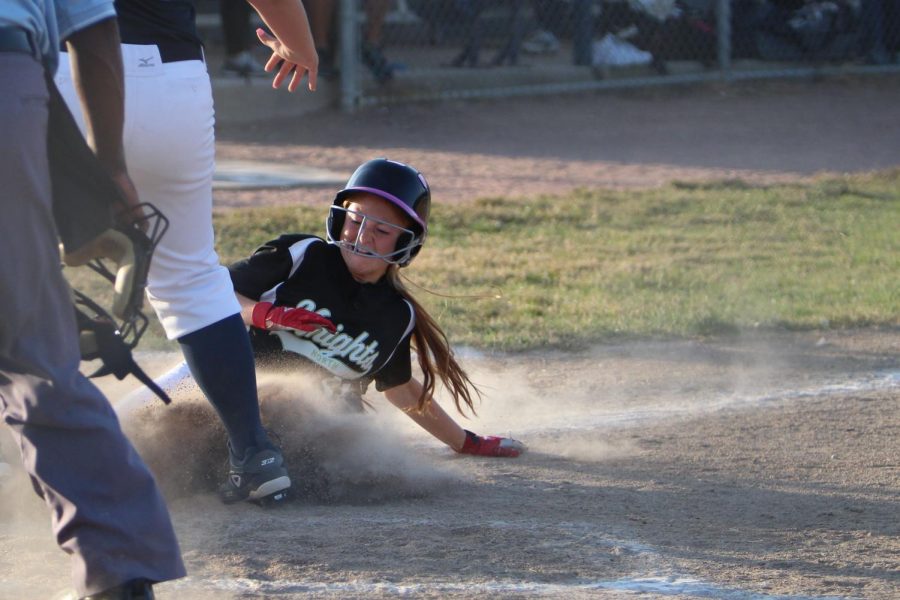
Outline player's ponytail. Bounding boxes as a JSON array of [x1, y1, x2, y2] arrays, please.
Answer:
[[386, 267, 479, 415]]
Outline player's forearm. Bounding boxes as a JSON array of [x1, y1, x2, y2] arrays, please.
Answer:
[[235, 293, 258, 327], [247, 0, 316, 57], [64, 17, 128, 176], [385, 380, 467, 451]]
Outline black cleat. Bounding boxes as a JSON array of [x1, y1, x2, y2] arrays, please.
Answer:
[[219, 446, 291, 505]]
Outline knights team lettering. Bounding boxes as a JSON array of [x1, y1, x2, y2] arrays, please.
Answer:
[[273, 299, 380, 378]]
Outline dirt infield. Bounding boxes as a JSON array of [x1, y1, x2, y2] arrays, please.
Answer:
[[1, 77, 899, 599], [2, 330, 898, 598], [213, 75, 900, 208]]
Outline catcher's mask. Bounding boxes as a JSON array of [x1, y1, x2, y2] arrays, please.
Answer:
[[325, 158, 430, 268], [68, 204, 172, 405]]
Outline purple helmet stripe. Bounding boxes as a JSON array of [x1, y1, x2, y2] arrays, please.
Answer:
[[340, 186, 427, 231]]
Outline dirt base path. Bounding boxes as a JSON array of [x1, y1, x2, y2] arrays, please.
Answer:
[[2, 329, 898, 599], [214, 75, 900, 209]]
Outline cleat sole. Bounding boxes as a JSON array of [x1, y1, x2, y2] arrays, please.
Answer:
[[248, 475, 291, 501]]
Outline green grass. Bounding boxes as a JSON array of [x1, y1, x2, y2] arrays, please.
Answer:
[[65, 170, 900, 351]]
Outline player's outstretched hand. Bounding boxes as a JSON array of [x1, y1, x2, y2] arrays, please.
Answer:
[[458, 430, 525, 458], [252, 301, 336, 333], [256, 28, 318, 92]]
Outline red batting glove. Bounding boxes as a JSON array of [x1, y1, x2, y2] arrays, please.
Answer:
[[252, 301, 336, 333], [458, 430, 525, 458]]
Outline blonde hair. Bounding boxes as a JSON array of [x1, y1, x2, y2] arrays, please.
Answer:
[[386, 266, 480, 415]]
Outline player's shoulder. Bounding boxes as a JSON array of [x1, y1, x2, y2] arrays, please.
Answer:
[[269, 233, 325, 247], [255, 233, 325, 255], [266, 234, 346, 276]]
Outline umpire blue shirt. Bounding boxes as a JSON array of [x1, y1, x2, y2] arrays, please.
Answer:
[[1, 0, 116, 73]]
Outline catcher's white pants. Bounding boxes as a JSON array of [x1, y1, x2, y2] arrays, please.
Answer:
[[56, 44, 241, 339]]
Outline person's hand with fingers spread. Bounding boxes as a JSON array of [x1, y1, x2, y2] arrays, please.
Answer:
[[256, 28, 319, 92], [247, 0, 319, 91]]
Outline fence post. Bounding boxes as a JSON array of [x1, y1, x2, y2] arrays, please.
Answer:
[[572, 0, 594, 66], [339, 0, 360, 112], [716, 0, 732, 80]]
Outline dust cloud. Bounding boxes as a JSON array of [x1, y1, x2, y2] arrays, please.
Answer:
[[425, 359, 642, 464], [117, 352, 643, 502], [121, 369, 467, 505], [1, 333, 845, 515]]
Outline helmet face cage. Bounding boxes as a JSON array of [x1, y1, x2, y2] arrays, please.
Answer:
[[325, 205, 425, 266]]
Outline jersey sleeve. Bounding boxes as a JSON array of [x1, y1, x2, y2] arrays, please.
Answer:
[[373, 332, 413, 392], [229, 234, 318, 300], [54, 0, 117, 41]]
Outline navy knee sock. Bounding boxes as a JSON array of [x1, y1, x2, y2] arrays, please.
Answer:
[[178, 314, 268, 457]]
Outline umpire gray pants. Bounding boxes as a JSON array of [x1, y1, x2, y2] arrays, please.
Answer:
[[0, 53, 186, 597]]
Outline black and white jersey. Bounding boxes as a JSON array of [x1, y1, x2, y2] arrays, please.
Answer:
[[229, 234, 415, 391]]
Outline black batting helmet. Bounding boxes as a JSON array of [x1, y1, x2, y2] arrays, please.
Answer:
[[326, 158, 431, 267]]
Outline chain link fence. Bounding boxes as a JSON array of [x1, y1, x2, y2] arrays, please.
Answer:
[[325, 0, 899, 109]]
